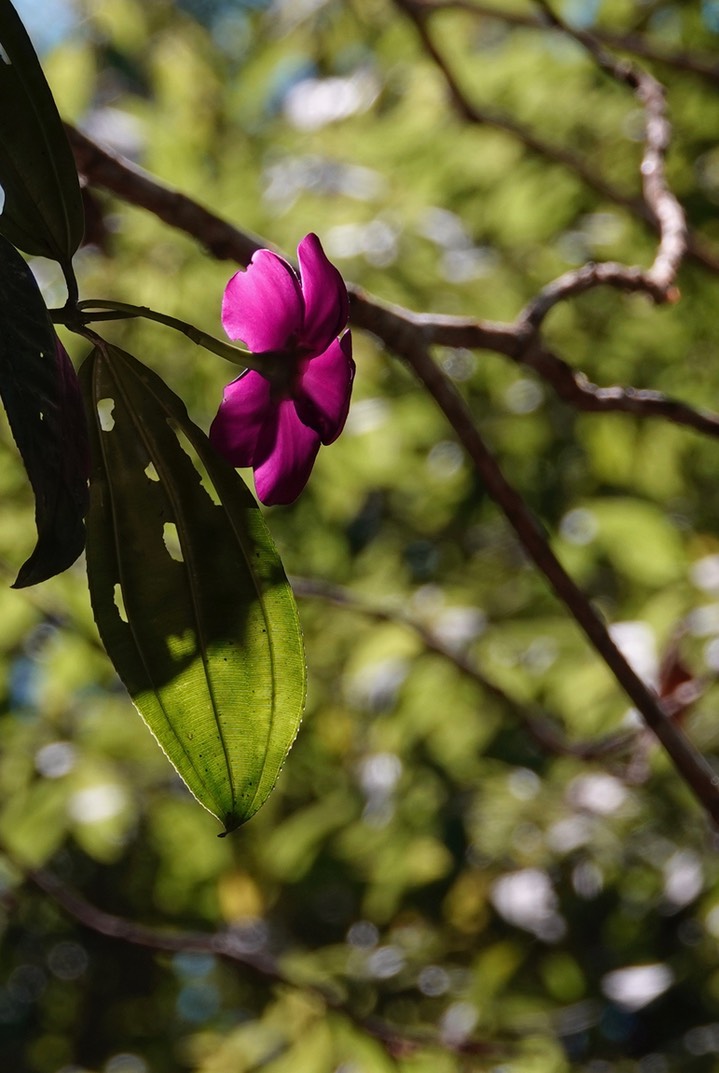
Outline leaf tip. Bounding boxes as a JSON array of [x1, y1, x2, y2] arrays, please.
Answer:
[[219, 811, 244, 837]]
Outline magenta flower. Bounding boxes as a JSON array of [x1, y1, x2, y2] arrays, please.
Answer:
[[210, 233, 354, 506]]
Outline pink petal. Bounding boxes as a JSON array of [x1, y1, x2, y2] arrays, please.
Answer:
[[294, 333, 354, 445], [209, 371, 272, 467], [253, 399, 321, 505], [222, 249, 303, 352], [296, 233, 349, 353]]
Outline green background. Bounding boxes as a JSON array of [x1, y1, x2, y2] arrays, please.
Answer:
[[3, 0, 719, 1069]]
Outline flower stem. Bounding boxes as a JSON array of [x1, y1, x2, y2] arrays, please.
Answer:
[[59, 299, 271, 374]]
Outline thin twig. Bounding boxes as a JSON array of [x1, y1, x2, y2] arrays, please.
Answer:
[[27, 867, 501, 1059], [30, 866, 281, 977], [521, 343, 719, 438], [392, 1, 642, 209], [408, 0, 719, 85], [292, 575, 633, 760], [391, 0, 717, 277]]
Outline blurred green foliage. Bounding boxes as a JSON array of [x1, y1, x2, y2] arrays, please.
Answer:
[[3, 0, 719, 1070]]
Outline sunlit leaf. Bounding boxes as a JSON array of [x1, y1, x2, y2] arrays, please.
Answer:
[[0, 0, 84, 264], [0, 234, 88, 587], [81, 341, 306, 833]]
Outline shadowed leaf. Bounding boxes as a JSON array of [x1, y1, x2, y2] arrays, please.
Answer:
[[0, 0, 84, 264], [81, 341, 306, 833], [0, 235, 88, 587]]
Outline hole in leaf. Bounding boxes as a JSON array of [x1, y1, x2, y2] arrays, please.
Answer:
[[97, 398, 115, 432], [0, 184, 4, 215], [167, 420, 222, 507], [0, 44, 10, 66], [113, 583, 128, 623], [144, 462, 160, 482], [162, 522, 184, 562]]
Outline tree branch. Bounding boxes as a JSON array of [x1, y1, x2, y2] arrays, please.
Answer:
[[68, 125, 265, 267], [63, 126, 719, 825], [389, 337, 719, 826], [350, 297, 719, 442], [65, 126, 719, 436], [66, 123, 719, 433]]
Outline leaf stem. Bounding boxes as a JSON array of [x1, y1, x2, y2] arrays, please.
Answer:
[[60, 258, 80, 311]]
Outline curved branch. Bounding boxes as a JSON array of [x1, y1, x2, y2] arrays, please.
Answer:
[[516, 262, 680, 332], [516, 0, 686, 329]]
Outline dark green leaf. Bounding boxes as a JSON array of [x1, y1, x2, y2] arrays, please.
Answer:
[[0, 234, 88, 587], [81, 342, 306, 833], [0, 0, 84, 263]]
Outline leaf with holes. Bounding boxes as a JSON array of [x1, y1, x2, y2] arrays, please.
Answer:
[[0, 234, 89, 587], [80, 341, 306, 833], [0, 0, 84, 264]]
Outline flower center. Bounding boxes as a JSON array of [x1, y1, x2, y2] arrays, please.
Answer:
[[263, 341, 312, 404]]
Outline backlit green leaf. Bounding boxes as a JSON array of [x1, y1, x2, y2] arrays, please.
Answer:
[[0, 0, 84, 264], [81, 341, 306, 833], [0, 234, 88, 587]]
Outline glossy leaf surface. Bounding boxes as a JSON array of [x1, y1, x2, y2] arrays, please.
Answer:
[[0, 0, 84, 262], [81, 342, 306, 832], [0, 234, 88, 586]]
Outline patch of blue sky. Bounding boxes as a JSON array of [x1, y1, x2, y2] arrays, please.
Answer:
[[561, 0, 600, 30], [12, 0, 80, 54], [702, 0, 719, 33]]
